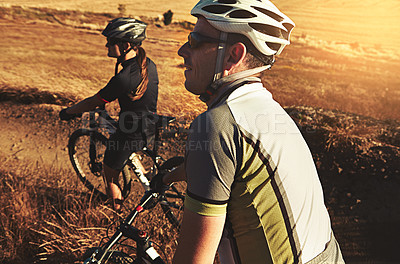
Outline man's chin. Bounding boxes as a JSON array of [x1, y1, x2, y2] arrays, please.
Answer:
[[184, 83, 203, 95]]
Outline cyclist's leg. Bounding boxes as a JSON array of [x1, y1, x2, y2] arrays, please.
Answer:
[[103, 130, 145, 210], [103, 164, 124, 210]]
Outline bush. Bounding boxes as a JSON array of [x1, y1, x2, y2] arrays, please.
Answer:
[[163, 10, 173, 26]]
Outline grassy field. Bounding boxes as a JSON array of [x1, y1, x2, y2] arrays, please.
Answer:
[[0, 5, 399, 120], [0, 3, 399, 263], [4, 0, 400, 54]]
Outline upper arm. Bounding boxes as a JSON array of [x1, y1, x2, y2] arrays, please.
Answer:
[[173, 208, 226, 264], [97, 75, 126, 103], [185, 108, 240, 202], [174, 109, 239, 263]]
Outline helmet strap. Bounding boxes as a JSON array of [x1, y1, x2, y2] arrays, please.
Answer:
[[213, 32, 228, 81], [199, 31, 271, 103], [114, 46, 133, 76], [199, 32, 228, 102]]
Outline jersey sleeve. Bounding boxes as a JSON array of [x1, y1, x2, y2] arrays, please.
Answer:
[[97, 75, 125, 103], [184, 106, 241, 216]]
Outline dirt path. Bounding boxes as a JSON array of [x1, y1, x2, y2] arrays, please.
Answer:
[[0, 102, 76, 170], [1, 6, 399, 263]]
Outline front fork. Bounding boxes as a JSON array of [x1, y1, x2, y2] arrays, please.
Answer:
[[129, 153, 151, 191]]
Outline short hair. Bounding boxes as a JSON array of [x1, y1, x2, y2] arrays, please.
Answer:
[[227, 33, 274, 67]]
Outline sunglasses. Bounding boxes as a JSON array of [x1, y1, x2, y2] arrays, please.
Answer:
[[187, 32, 227, 49]]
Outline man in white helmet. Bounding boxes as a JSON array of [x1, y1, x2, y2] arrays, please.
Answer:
[[151, 0, 345, 263]]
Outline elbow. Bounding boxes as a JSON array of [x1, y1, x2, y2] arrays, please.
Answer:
[[88, 95, 106, 110]]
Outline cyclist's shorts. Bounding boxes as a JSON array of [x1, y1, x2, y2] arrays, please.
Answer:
[[103, 130, 146, 171]]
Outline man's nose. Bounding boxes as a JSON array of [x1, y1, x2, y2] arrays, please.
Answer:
[[178, 42, 190, 58]]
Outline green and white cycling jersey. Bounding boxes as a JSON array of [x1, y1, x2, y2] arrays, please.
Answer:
[[185, 82, 334, 264]]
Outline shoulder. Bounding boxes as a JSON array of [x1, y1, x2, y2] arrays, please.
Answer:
[[146, 57, 158, 74], [190, 104, 234, 136], [146, 57, 157, 68]]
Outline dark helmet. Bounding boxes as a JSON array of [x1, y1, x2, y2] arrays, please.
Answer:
[[102, 17, 147, 44]]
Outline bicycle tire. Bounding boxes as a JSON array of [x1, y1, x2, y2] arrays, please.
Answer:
[[159, 157, 185, 231], [68, 129, 132, 200], [128, 154, 185, 231]]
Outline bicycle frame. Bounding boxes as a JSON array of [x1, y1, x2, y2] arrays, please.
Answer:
[[84, 190, 166, 264], [70, 108, 183, 263], [83, 108, 176, 187]]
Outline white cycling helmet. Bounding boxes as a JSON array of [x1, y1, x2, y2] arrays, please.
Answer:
[[191, 0, 295, 56], [102, 17, 147, 44]]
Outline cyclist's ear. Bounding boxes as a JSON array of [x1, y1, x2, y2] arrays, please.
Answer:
[[224, 42, 247, 74], [122, 42, 132, 52]]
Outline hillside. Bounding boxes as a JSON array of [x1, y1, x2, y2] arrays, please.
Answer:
[[4, 0, 400, 54], [0, 5, 399, 264], [0, 96, 399, 263]]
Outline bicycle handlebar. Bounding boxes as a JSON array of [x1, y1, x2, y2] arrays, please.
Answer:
[[84, 190, 166, 264]]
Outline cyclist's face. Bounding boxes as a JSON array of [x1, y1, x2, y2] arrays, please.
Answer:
[[106, 39, 122, 58], [178, 17, 219, 96]]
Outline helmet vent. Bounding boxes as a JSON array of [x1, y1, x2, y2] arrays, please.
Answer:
[[218, 0, 237, 4], [266, 42, 281, 52], [252, 6, 284, 22], [202, 5, 233, 14], [249, 23, 283, 38], [228, 10, 256, 18], [282, 23, 294, 39]]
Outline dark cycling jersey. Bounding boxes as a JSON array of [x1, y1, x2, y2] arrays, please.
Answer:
[[98, 57, 159, 170], [185, 82, 344, 263], [97, 57, 159, 134]]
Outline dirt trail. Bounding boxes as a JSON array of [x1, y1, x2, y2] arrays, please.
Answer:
[[2, 99, 400, 262], [1, 6, 400, 263], [0, 102, 77, 170]]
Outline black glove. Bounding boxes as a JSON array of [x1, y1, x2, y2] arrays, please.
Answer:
[[150, 172, 169, 193], [59, 108, 79, 121]]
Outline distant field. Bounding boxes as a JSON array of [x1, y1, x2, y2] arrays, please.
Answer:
[[0, 5, 399, 120], [2, 0, 400, 54], [0, 5, 399, 263]]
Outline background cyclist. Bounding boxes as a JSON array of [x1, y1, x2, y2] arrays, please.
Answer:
[[152, 0, 345, 263], [60, 18, 159, 212]]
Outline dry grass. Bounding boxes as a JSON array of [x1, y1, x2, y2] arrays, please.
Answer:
[[0, 157, 99, 263], [0, 155, 182, 263], [1, 6, 399, 121], [5, 0, 400, 54], [0, 5, 399, 263], [264, 38, 400, 120]]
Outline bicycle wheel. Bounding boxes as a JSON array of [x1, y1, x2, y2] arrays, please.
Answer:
[[159, 157, 185, 231], [68, 129, 131, 200], [128, 154, 185, 229]]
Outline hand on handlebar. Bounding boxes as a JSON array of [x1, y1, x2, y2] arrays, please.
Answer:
[[59, 108, 81, 121], [150, 172, 169, 194]]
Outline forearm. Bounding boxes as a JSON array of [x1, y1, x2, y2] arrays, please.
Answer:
[[163, 164, 186, 184], [67, 95, 104, 114]]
